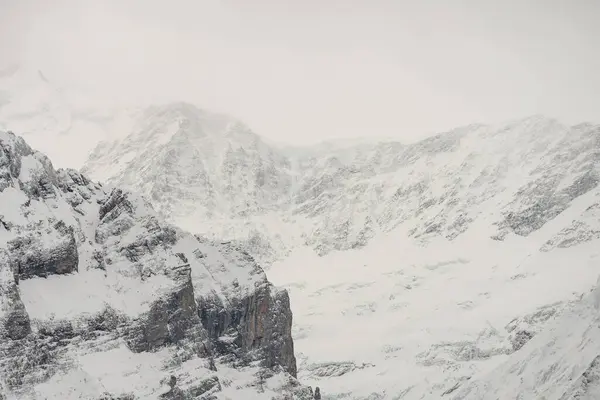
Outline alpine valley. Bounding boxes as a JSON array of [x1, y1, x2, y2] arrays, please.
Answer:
[[2, 66, 600, 399]]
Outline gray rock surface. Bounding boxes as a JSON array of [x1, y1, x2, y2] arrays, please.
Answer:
[[452, 282, 600, 400], [0, 130, 305, 399], [197, 241, 297, 376]]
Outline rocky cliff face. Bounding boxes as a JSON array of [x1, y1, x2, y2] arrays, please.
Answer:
[[196, 248, 297, 377], [0, 130, 307, 399]]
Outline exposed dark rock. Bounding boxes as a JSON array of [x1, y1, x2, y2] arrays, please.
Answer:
[[501, 168, 599, 238], [157, 375, 220, 400], [0, 132, 35, 191], [99, 189, 135, 222], [562, 354, 600, 399], [158, 386, 185, 400], [441, 382, 461, 396], [198, 283, 297, 377], [0, 250, 31, 340], [0, 280, 31, 340], [85, 306, 126, 334], [37, 319, 76, 342], [185, 376, 221, 398], [97, 393, 137, 400], [0, 333, 63, 390], [119, 223, 178, 263], [126, 264, 208, 353], [194, 239, 296, 376], [305, 361, 375, 378], [314, 386, 321, 400], [504, 301, 566, 352], [8, 221, 79, 279], [511, 330, 534, 352], [56, 168, 97, 207]]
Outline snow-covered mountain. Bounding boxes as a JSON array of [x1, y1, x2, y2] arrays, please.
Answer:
[[83, 102, 293, 223], [5, 63, 600, 399], [81, 102, 304, 265], [83, 108, 600, 264], [269, 204, 600, 399], [453, 273, 600, 399], [0, 130, 312, 399], [82, 107, 600, 399]]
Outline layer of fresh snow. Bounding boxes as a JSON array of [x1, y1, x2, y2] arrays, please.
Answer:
[[453, 277, 600, 399], [19, 270, 177, 320], [4, 66, 600, 398], [31, 341, 296, 400], [78, 107, 600, 398], [268, 196, 600, 399]]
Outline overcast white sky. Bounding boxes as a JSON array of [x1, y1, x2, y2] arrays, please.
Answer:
[[1, 0, 599, 145]]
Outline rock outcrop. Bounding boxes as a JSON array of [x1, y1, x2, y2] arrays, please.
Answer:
[[0, 130, 304, 399], [0, 250, 31, 340], [197, 249, 297, 376]]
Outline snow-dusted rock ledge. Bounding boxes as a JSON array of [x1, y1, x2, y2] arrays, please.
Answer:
[[0, 131, 308, 400]]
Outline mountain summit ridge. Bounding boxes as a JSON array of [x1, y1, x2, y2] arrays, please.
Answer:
[[82, 108, 600, 264]]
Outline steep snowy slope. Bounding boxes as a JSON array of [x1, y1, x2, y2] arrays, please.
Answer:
[[84, 114, 600, 265], [452, 274, 600, 400], [269, 193, 600, 399], [263, 119, 600, 399], [285, 117, 599, 252], [82, 103, 296, 264], [82, 110, 600, 399], [83, 102, 293, 220], [0, 130, 312, 400]]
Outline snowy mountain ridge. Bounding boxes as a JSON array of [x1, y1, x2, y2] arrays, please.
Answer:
[[3, 68, 600, 399], [80, 104, 600, 399], [0, 130, 312, 399], [82, 105, 600, 265]]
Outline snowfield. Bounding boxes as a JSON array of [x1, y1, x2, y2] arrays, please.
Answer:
[[81, 107, 600, 399], [270, 222, 600, 398]]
